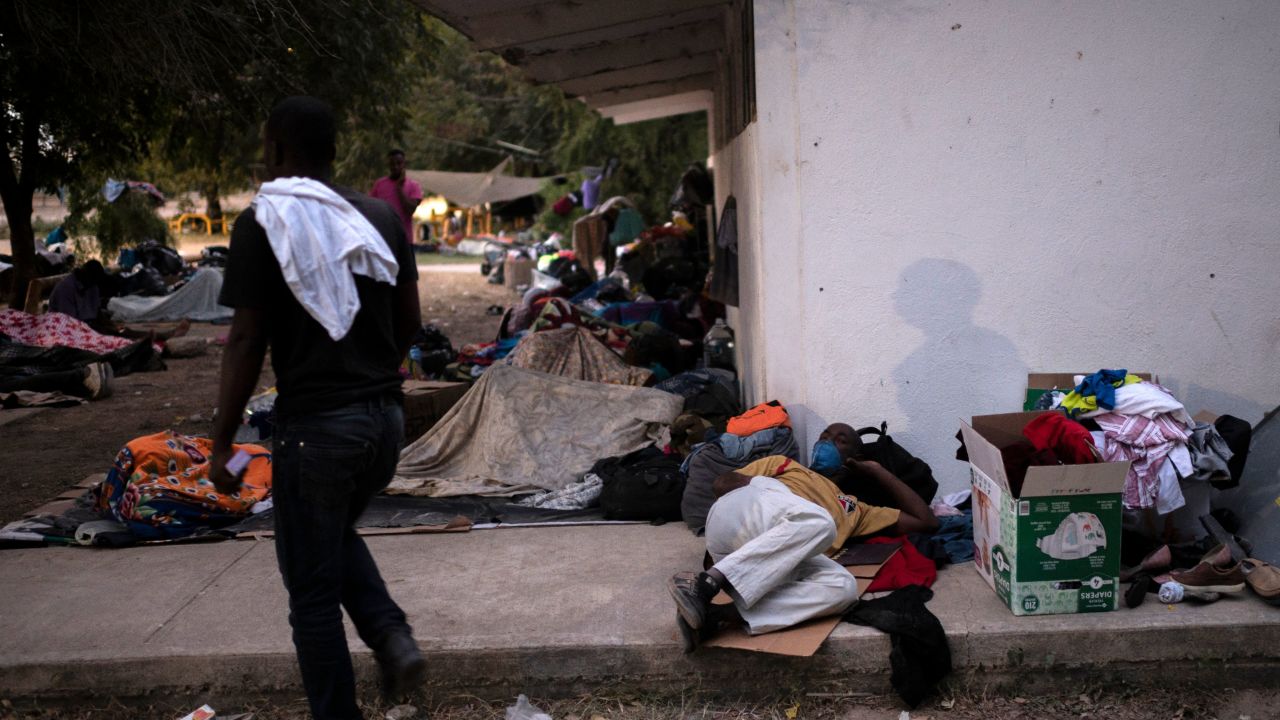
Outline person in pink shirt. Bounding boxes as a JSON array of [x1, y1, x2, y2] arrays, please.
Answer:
[[370, 149, 423, 242]]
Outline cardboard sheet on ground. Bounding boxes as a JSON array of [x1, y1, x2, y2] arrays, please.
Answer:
[[700, 543, 900, 656]]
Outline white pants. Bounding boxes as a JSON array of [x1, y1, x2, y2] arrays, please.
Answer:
[[705, 476, 859, 635]]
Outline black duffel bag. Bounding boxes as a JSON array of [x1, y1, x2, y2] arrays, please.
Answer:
[[845, 422, 939, 507], [593, 447, 684, 522]]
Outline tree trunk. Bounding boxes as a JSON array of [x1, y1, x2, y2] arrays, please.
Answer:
[[204, 182, 222, 221], [1, 186, 36, 309]]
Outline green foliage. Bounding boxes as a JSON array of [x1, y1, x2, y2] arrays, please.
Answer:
[[399, 18, 709, 235], [544, 111, 709, 228], [84, 194, 172, 260]]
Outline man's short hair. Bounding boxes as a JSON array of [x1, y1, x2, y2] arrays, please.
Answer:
[[266, 96, 337, 168], [388, 148, 405, 158], [78, 259, 106, 284]]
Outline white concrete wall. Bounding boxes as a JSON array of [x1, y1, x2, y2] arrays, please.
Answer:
[[714, 0, 1280, 494]]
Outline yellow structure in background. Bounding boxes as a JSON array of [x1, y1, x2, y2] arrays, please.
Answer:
[[169, 212, 229, 235]]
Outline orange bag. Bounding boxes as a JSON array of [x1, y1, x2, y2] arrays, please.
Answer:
[[725, 400, 792, 437]]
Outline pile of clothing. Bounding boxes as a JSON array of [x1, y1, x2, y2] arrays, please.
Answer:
[[1041, 370, 1246, 517], [680, 400, 800, 532]]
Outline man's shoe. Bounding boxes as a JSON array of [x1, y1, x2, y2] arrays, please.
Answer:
[[1168, 560, 1247, 594], [1242, 559, 1280, 606], [667, 571, 711, 632], [375, 632, 427, 702], [1120, 545, 1172, 583], [82, 362, 113, 400]]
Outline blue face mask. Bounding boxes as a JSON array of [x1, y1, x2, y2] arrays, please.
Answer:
[[811, 439, 842, 475]]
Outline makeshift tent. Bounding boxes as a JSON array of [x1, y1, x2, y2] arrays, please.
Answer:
[[389, 364, 682, 498], [504, 327, 652, 386], [405, 157, 556, 209]]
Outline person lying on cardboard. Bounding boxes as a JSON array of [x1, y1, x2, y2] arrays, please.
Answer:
[[667, 449, 938, 652]]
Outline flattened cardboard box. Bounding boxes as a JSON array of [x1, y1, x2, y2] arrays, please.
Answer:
[[700, 544, 900, 656], [961, 411, 1128, 616]]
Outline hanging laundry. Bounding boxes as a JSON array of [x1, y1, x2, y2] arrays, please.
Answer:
[[608, 208, 645, 247]]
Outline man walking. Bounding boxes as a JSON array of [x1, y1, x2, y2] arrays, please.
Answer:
[[211, 96, 424, 719], [370, 149, 423, 244]]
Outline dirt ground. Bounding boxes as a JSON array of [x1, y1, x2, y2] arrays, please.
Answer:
[[3, 686, 1278, 720], [0, 263, 506, 523]]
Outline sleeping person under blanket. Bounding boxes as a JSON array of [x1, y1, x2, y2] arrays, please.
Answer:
[[667, 452, 938, 652]]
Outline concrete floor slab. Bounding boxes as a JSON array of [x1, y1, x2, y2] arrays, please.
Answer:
[[2, 524, 1278, 701]]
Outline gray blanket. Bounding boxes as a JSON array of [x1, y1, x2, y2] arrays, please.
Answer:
[[107, 268, 232, 323], [389, 364, 683, 497]]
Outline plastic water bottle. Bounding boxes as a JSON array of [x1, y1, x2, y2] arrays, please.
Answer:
[[408, 346, 423, 379], [703, 318, 736, 372], [1158, 580, 1221, 603]]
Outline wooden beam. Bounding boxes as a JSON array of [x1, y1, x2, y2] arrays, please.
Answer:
[[518, 22, 724, 84], [556, 54, 717, 97], [582, 74, 715, 109], [420, 0, 729, 51], [494, 5, 724, 55]]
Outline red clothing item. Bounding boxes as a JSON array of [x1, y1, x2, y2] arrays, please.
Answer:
[[370, 176, 423, 242], [864, 536, 938, 593], [1022, 413, 1098, 465]]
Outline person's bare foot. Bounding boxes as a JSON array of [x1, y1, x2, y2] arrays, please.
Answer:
[[151, 319, 191, 341], [157, 319, 191, 340]]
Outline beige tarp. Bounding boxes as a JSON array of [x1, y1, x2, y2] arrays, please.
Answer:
[[389, 364, 683, 497], [406, 157, 555, 208], [504, 327, 651, 386]]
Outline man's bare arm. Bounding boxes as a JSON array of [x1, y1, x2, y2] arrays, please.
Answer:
[[210, 307, 269, 491], [393, 274, 422, 360], [847, 459, 939, 535]]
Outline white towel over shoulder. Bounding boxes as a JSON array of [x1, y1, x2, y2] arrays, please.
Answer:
[[254, 177, 399, 340]]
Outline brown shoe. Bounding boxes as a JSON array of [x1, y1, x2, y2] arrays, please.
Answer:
[[1242, 559, 1280, 606], [1168, 560, 1246, 594], [1121, 545, 1172, 583]]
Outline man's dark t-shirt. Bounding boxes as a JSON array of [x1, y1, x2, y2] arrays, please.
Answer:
[[218, 185, 418, 417]]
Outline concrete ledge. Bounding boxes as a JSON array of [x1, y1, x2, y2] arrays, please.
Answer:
[[2, 526, 1278, 701]]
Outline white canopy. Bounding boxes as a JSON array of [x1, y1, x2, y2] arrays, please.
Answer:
[[406, 157, 557, 209]]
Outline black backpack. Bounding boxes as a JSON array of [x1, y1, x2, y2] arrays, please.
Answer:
[[846, 423, 938, 507], [593, 447, 684, 522]]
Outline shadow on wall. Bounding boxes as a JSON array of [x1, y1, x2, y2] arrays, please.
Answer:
[[891, 258, 1027, 492]]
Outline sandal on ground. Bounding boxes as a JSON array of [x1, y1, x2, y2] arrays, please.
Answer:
[[1241, 558, 1280, 606]]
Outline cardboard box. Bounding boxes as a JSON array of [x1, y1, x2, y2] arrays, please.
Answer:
[[402, 380, 469, 443], [1023, 372, 1154, 411], [504, 255, 533, 289], [960, 411, 1128, 616]]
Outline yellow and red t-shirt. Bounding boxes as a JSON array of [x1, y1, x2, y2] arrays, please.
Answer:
[[737, 455, 900, 552]]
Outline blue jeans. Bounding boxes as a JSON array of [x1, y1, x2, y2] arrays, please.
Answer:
[[272, 397, 410, 720]]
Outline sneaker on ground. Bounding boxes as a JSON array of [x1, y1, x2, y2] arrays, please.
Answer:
[[82, 362, 114, 400], [667, 571, 710, 632], [1168, 560, 1247, 594]]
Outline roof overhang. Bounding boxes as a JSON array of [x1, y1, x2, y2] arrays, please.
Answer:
[[414, 0, 726, 119]]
